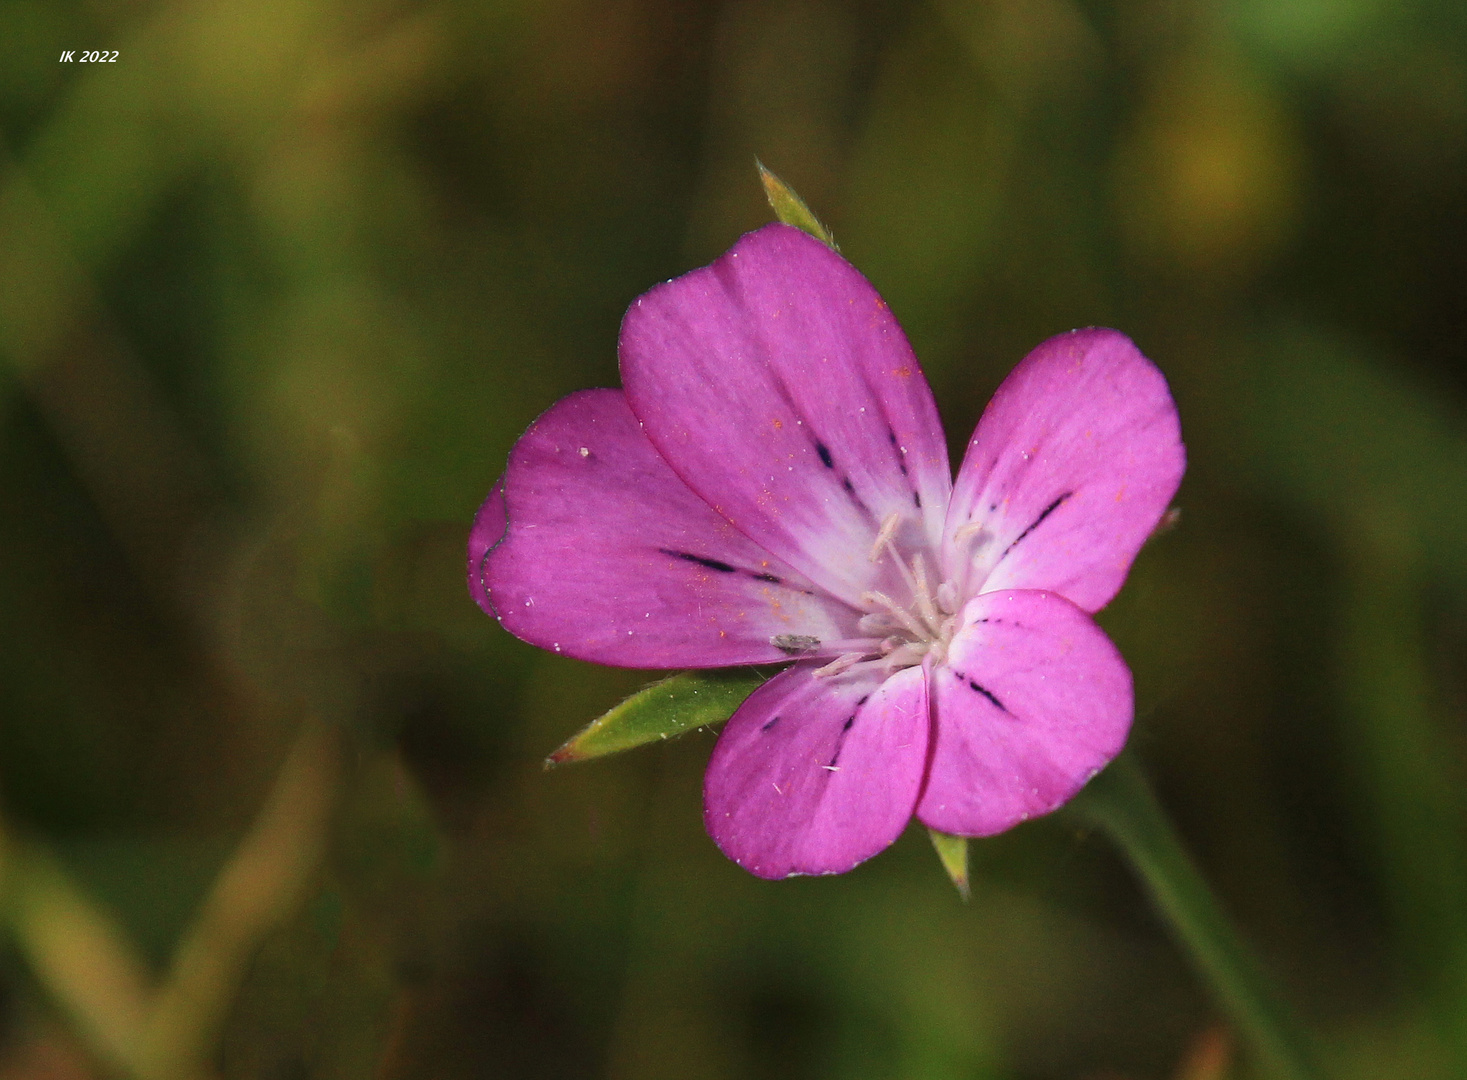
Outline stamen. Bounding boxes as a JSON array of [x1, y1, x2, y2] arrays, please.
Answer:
[[814, 652, 867, 678], [949, 522, 992, 599], [869, 512, 902, 562], [883, 642, 929, 670], [853, 523, 966, 674], [911, 553, 942, 635], [822, 655, 901, 679], [816, 638, 886, 655], [885, 545, 924, 614], [861, 589, 930, 642]]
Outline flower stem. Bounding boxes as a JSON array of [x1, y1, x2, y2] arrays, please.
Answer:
[[1069, 751, 1324, 1080]]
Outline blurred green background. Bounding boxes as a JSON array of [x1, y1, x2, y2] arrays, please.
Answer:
[[1, 0, 1466, 1077]]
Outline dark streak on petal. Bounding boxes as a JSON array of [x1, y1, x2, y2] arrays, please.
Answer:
[[891, 433, 911, 480], [771, 634, 821, 654], [743, 351, 882, 529], [999, 492, 1073, 560], [949, 668, 1008, 712], [827, 713, 858, 768], [751, 572, 782, 584], [968, 680, 1007, 712], [912, 490, 922, 509], [659, 548, 738, 573], [761, 715, 780, 732], [837, 475, 874, 518]]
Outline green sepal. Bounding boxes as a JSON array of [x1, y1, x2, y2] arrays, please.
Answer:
[[927, 828, 971, 901], [758, 162, 837, 250], [546, 669, 770, 767]]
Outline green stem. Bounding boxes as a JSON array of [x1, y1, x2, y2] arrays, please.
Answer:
[[1070, 751, 1323, 1080]]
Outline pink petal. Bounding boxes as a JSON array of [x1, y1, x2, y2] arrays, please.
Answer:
[[467, 476, 506, 617], [704, 663, 929, 878], [944, 328, 1185, 613], [917, 589, 1132, 837], [483, 389, 858, 667], [620, 224, 951, 609]]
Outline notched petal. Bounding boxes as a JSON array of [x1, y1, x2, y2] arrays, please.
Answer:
[[466, 476, 507, 617]]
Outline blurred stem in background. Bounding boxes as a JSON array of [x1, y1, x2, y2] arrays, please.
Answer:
[[1072, 752, 1323, 1080], [1340, 528, 1467, 1073], [0, 721, 339, 1080]]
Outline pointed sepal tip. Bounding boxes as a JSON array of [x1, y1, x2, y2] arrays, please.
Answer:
[[928, 827, 971, 901], [757, 161, 837, 250]]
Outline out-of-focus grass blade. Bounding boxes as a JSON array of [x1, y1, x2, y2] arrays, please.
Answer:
[[546, 669, 768, 767], [758, 162, 837, 250], [927, 828, 970, 901]]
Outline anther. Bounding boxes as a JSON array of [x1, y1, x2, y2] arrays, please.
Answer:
[[861, 589, 930, 642], [869, 512, 901, 562], [883, 642, 929, 670], [814, 652, 867, 678], [952, 521, 988, 545]]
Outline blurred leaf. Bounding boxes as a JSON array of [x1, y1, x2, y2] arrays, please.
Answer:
[[758, 162, 837, 249], [546, 669, 768, 766], [927, 828, 970, 901], [1233, 323, 1467, 587], [5, 838, 154, 1078]]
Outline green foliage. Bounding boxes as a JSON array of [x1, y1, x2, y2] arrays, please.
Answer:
[[759, 161, 837, 249], [547, 669, 768, 766]]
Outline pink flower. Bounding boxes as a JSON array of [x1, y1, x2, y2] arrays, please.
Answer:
[[468, 224, 1185, 878]]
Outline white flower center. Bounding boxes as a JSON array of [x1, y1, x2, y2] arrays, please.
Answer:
[[812, 513, 964, 678]]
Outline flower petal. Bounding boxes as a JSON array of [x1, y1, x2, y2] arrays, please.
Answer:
[[483, 388, 857, 667], [467, 476, 506, 617], [620, 223, 951, 608], [917, 589, 1132, 837], [704, 663, 929, 878], [944, 328, 1185, 613]]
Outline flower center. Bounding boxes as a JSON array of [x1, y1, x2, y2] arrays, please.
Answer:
[[813, 513, 962, 678]]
